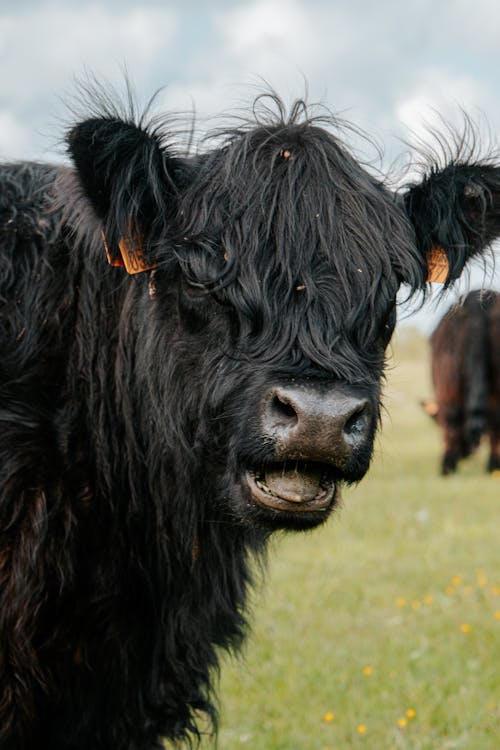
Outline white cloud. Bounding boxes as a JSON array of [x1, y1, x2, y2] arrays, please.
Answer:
[[216, 0, 311, 55], [396, 69, 491, 140], [0, 3, 180, 158], [0, 4, 179, 90], [441, 0, 500, 53], [0, 110, 31, 159], [3, 0, 500, 164]]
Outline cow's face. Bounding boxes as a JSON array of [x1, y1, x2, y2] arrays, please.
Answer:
[[67, 98, 500, 530]]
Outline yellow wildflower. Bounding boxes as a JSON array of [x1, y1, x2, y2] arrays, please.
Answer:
[[362, 666, 373, 676], [451, 575, 462, 586], [356, 724, 367, 735], [494, 611, 500, 621], [396, 597, 406, 607], [424, 595, 434, 605], [406, 708, 416, 719], [322, 711, 335, 723], [460, 623, 471, 633], [445, 586, 454, 595], [397, 717, 408, 729]]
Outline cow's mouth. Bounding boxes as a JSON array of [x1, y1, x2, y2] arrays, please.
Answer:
[[245, 461, 337, 512]]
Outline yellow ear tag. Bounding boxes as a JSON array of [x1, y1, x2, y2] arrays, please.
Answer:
[[426, 246, 449, 283]]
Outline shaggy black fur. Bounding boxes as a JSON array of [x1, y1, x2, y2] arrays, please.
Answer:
[[1, 92, 500, 749]]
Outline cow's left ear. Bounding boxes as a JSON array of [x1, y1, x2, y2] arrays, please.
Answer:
[[402, 162, 500, 287]]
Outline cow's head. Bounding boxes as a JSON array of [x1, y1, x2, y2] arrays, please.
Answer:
[[67, 96, 500, 531]]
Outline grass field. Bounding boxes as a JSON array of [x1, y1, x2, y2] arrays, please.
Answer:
[[201, 329, 500, 750]]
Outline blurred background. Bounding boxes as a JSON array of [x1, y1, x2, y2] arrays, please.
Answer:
[[1, 0, 500, 331]]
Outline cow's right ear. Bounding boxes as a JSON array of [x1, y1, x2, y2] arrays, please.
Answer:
[[67, 117, 183, 268], [402, 161, 500, 288]]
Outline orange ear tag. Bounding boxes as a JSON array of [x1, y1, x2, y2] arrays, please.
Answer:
[[426, 246, 449, 284], [101, 230, 124, 267], [117, 233, 157, 274], [101, 229, 157, 274]]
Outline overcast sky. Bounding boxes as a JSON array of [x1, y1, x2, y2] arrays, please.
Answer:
[[1, 0, 500, 328]]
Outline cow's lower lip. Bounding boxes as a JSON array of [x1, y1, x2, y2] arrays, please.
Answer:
[[245, 461, 336, 512]]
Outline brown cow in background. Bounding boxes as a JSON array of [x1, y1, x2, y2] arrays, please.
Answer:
[[423, 290, 500, 474]]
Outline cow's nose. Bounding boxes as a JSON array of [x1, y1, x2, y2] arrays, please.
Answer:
[[261, 384, 372, 467]]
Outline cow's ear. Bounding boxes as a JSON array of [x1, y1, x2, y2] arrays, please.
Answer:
[[67, 117, 183, 267], [402, 162, 500, 287]]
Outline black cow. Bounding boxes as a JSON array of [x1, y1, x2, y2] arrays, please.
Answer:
[[423, 290, 500, 474], [1, 91, 500, 749]]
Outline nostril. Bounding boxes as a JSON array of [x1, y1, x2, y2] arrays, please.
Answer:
[[343, 403, 370, 441], [269, 393, 299, 427]]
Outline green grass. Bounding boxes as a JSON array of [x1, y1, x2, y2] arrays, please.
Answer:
[[202, 330, 500, 750]]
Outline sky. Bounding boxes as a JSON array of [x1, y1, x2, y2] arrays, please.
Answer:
[[1, 0, 500, 330]]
